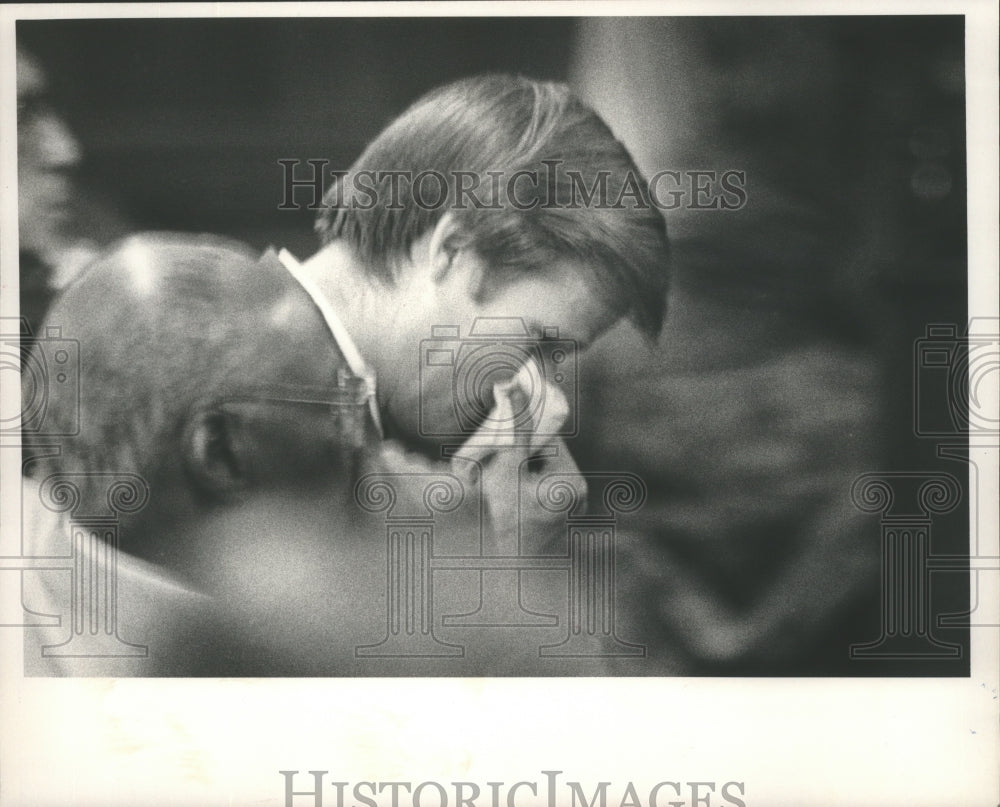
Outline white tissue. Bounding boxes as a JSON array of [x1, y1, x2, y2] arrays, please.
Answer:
[[450, 357, 568, 470]]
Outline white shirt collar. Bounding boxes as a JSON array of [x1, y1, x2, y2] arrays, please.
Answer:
[[276, 247, 384, 439]]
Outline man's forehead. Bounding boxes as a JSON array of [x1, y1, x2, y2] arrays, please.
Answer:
[[500, 265, 623, 350]]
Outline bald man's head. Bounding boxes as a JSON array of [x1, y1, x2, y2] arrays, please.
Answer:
[[22, 234, 396, 674], [27, 233, 371, 550]]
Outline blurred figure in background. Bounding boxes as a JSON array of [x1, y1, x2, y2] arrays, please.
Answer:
[[17, 46, 99, 335]]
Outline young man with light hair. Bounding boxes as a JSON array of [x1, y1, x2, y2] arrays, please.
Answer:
[[289, 73, 670, 458]]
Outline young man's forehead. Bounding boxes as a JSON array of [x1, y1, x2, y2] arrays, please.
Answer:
[[498, 305, 614, 356]]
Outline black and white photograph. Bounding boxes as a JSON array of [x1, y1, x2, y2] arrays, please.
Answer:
[[1, 2, 997, 806]]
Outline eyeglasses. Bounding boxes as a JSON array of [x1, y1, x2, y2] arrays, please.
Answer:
[[196, 373, 377, 451]]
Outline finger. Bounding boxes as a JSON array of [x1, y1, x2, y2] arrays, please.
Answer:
[[529, 378, 570, 451], [450, 377, 532, 475]]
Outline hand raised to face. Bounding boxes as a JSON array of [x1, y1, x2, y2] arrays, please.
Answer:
[[376, 358, 588, 557]]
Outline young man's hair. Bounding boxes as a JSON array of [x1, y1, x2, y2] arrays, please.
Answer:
[[316, 74, 670, 337]]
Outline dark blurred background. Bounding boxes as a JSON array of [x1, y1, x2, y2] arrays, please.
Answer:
[[18, 18, 575, 255], [17, 16, 969, 675]]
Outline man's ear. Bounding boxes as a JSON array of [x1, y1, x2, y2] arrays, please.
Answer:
[[427, 211, 477, 284], [182, 404, 254, 501]]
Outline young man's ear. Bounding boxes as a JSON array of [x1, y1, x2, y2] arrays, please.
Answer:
[[427, 211, 479, 285], [182, 404, 254, 501]]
